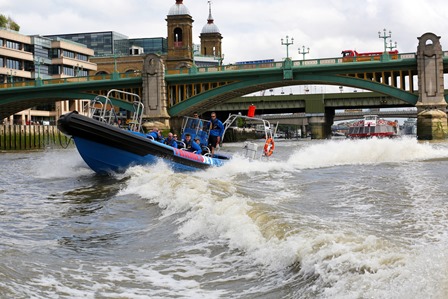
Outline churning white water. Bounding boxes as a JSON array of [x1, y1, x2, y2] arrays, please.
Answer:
[[1, 138, 448, 298]]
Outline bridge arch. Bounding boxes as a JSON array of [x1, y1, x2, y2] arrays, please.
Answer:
[[168, 73, 418, 116]]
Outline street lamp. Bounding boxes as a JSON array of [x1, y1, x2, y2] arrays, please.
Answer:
[[34, 57, 43, 79], [75, 64, 84, 77], [386, 40, 397, 52], [8, 69, 16, 85], [281, 35, 294, 60], [298, 45, 310, 60], [112, 51, 120, 80], [378, 28, 392, 53], [214, 53, 224, 67]]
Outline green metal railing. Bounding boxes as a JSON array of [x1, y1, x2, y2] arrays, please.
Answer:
[[166, 52, 424, 75], [0, 72, 142, 89]]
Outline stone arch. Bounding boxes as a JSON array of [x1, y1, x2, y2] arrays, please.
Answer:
[[418, 32, 442, 57]]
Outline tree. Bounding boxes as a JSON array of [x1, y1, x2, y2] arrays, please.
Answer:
[[0, 15, 7, 28], [0, 14, 20, 31]]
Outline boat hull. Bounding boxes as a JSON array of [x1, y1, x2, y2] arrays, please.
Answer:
[[57, 112, 226, 174]]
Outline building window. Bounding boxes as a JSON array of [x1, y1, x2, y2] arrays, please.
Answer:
[[77, 54, 88, 61], [62, 50, 75, 59], [6, 40, 20, 50], [63, 66, 74, 76], [6, 58, 20, 69]]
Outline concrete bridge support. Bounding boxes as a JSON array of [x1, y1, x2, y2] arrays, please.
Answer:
[[416, 33, 448, 140], [141, 54, 171, 129], [307, 110, 334, 139]]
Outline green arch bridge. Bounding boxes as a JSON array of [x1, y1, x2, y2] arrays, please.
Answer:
[[1, 33, 447, 139]]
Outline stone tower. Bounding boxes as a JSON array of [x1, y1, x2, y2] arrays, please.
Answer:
[[166, 0, 194, 70], [199, 1, 223, 60], [416, 32, 448, 140]]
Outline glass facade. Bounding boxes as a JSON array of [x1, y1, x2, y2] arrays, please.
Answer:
[[44, 31, 129, 56], [44, 32, 167, 57], [31, 36, 51, 77], [129, 37, 167, 55]]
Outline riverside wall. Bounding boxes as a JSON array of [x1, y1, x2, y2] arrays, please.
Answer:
[[0, 125, 73, 151]]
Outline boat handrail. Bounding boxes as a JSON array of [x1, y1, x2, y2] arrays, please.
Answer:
[[86, 89, 144, 132], [88, 95, 118, 125], [106, 89, 143, 132], [222, 114, 274, 140], [129, 101, 144, 132]]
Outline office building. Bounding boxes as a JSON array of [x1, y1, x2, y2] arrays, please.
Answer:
[[0, 28, 97, 124]]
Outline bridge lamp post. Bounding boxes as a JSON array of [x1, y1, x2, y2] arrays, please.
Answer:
[[75, 63, 84, 78], [386, 40, 398, 52], [281, 35, 294, 60], [378, 28, 392, 53], [298, 45, 310, 60], [34, 57, 44, 87], [34, 57, 43, 79], [8, 69, 16, 86], [112, 52, 120, 80], [214, 53, 224, 68]]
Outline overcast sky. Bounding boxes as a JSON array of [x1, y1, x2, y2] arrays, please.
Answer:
[[1, 0, 448, 64]]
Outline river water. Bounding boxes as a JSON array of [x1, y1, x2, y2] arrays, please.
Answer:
[[1, 137, 448, 299]]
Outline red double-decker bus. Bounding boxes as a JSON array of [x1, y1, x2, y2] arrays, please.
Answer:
[[341, 49, 399, 62]]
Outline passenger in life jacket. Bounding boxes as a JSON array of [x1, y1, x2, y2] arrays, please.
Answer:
[[183, 133, 202, 154], [163, 132, 178, 148], [193, 137, 202, 154], [183, 133, 193, 149], [146, 127, 163, 142]]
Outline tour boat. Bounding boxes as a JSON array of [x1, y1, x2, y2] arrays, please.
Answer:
[[347, 115, 399, 138], [57, 90, 275, 174]]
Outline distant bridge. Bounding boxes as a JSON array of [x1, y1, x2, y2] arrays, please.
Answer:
[[242, 110, 417, 126], [211, 91, 415, 116]]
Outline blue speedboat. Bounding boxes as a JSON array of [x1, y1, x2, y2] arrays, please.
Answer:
[[57, 90, 274, 174]]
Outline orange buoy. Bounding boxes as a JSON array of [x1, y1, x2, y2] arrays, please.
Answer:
[[263, 137, 275, 157]]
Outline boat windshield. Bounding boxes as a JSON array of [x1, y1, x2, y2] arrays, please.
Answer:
[[180, 116, 212, 147]]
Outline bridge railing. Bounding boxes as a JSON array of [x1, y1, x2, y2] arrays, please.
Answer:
[[167, 52, 421, 75], [0, 72, 142, 89]]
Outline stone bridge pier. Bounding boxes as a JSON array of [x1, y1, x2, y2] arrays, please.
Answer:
[[416, 33, 448, 140], [141, 54, 171, 130], [307, 109, 334, 139]]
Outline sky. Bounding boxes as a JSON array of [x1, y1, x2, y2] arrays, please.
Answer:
[[2, 0, 448, 64]]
